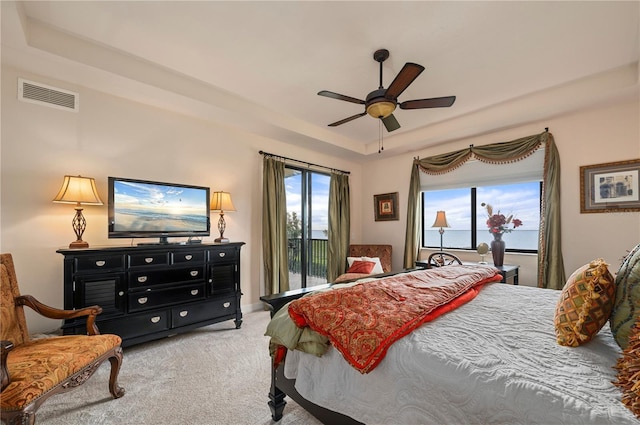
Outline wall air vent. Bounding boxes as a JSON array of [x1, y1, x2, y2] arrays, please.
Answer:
[[18, 78, 79, 112]]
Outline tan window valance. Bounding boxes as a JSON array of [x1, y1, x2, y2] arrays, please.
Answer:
[[403, 130, 565, 289]]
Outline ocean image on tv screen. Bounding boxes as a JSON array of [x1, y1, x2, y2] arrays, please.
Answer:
[[112, 180, 208, 232]]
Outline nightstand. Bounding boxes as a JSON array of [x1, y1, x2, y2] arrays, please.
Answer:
[[486, 264, 519, 285]]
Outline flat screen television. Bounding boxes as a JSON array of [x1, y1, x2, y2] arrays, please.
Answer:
[[108, 177, 210, 244]]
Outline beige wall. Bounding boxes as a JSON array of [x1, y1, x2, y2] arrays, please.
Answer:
[[0, 65, 364, 333], [358, 97, 640, 286], [2, 63, 639, 333]]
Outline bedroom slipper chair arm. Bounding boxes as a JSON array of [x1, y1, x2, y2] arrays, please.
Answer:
[[15, 295, 103, 335], [1, 340, 14, 391]]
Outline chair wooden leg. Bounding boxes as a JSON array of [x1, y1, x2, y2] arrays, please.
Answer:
[[108, 346, 125, 399], [4, 410, 35, 425]]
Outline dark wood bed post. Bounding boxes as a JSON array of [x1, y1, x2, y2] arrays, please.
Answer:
[[261, 287, 326, 421], [269, 362, 287, 421], [261, 294, 298, 422], [261, 282, 373, 424]]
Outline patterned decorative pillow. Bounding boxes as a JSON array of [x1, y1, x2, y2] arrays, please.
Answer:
[[610, 243, 640, 349], [346, 260, 375, 274], [554, 258, 615, 347], [614, 314, 640, 419]]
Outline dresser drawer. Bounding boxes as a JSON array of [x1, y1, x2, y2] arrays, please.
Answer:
[[128, 253, 169, 267], [129, 266, 205, 287], [128, 284, 206, 312], [171, 250, 205, 264], [171, 296, 235, 327], [207, 296, 237, 317], [97, 311, 170, 339], [208, 247, 238, 264], [75, 255, 124, 272]]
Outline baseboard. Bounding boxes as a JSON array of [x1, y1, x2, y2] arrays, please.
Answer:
[[244, 301, 271, 313]]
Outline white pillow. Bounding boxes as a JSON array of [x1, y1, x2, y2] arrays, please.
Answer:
[[347, 256, 384, 274], [363, 257, 384, 274]]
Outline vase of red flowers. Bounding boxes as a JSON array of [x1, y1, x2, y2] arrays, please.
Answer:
[[481, 203, 523, 267], [491, 233, 506, 266]]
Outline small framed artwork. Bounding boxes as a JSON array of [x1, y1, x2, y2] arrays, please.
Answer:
[[374, 192, 399, 221], [580, 159, 640, 213]]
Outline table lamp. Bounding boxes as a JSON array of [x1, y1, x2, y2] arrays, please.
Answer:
[[211, 191, 236, 243], [431, 210, 450, 252], [53, 175, 103, 248]]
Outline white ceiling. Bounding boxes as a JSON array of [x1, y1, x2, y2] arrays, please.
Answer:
[[2, 1, 639, 160]]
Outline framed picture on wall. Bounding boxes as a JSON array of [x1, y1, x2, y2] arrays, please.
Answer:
[[580, 159, 640, 213], [374, 192, 399, 221]]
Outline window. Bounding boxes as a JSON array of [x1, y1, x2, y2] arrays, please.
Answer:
[[284, 166, 330, 289], [422, 181, 541, 253]]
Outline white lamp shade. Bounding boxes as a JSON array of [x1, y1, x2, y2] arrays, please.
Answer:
[[52, 175, 103, 205], [210, 191, 236, 212]]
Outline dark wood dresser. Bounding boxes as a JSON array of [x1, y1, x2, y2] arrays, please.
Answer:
[[57, 242, 244, 347]]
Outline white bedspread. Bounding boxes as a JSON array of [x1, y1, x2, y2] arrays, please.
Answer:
[[284, 283, 639, 424]]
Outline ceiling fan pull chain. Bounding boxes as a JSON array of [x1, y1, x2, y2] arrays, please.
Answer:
[[378, 120, 384, 153]]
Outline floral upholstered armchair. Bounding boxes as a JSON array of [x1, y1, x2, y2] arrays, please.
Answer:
[[0, 253, 124, 425]]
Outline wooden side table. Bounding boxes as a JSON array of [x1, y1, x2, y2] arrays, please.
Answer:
[[490, 264, 519, 285]]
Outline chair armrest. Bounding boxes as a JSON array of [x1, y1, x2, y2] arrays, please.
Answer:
[[15, 295, 103, 335], [1, 340, 14, 391]]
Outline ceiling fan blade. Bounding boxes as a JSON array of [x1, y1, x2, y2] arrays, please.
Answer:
[[381, 114, 400, 132], [328, 112, 367, 127], [399, 96, 456, 110], [384, 63, 425, 100], [318, 90, 365, 105]]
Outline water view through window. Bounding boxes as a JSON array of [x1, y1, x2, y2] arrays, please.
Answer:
[[423, 181, 541, 251], [285, 167, 330, 289]]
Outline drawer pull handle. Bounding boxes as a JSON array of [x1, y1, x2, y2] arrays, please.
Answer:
[[223, 302, 231, 308], [145, 257, 154, 263], [179, 311, 188, 317], [138, 297, 148, 304], [185, 255, 193, 260], [118, 291, 124, 296], [190, 270, 199, 277], [95, 260, 106, 267], [219, 252, 226, 257], [138, 276, 148, 283], [190, 289, 199, 296], [150, 316, 161, 324]]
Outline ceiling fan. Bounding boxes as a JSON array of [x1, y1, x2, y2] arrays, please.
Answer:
[[318, 49, 456, 132]]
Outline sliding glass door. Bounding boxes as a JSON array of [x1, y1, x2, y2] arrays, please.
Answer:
[[285, 166, 330, 290]]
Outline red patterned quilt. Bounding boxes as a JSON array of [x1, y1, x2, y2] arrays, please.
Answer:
[[288, 266, 502, 373]]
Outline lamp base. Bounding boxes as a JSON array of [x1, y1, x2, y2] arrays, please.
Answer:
[[69, 240, 89, 249], [214, 237, 230, 243]]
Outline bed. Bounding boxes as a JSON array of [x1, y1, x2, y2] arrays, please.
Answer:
[[261, 263, 640, 425]]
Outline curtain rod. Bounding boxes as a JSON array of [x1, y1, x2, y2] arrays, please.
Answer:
[[259, 150, 350, 175]]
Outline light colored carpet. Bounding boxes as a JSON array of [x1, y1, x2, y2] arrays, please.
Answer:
[[36, 310, 322, 425]]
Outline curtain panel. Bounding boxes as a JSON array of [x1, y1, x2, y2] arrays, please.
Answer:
[[262, 156, 289, 295], [403, 131, 566, 289], [327, 173, 351, 282]]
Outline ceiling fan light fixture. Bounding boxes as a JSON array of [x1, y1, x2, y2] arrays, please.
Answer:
[[366, 100, 396, 119], [318, 48, 455, 131]]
